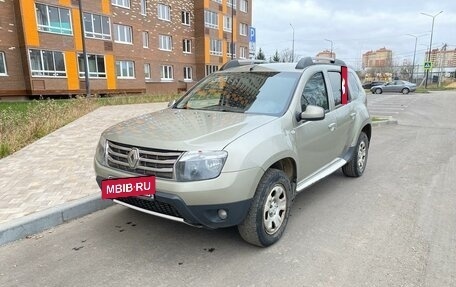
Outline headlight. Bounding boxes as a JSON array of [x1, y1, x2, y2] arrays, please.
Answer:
[[176, 151, 227, 182], [95, 135, 108, 166]]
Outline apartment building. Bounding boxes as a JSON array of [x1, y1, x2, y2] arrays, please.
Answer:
[[316, 50, 336, 59], [426, 47, 456, 68], [0, 0, 252, 98], [362, 47, 392, 69]]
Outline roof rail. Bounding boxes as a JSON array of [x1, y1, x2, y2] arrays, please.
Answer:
[[295, 57, 346, 69], [219, 59, 268, 71]]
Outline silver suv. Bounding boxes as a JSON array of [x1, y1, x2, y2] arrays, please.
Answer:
[[94, 57, 372, 247]]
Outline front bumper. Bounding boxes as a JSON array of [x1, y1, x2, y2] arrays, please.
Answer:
[[94, 159, 263, 228]]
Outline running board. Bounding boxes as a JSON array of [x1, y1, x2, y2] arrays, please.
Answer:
[[296, 158, 346, 192], [113, 199, 202, 228]]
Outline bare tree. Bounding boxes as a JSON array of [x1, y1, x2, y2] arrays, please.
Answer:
[[399, 62, 414, 81], [280, 48, 297, 63]]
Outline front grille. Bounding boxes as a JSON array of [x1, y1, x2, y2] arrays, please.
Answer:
[[117, 197, 182, 218], [106, 140, 183, 179]]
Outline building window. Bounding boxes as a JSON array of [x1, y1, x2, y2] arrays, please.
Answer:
[[142, 32, 149, 48], [159, 35, 172, 51], [116, 60, 135, 78], [227, 42, 235, 57], [114, 24, 133, 44], [140, 0, 147, 15], [210, 39, 222, 56], [183, 39, 192, 53], [183, 67, 192, 81], [35, 4, 72, 35], [239, 23, 248, 36], [181, 11, 190, 25], [227, 0, 236, 9], [78, 54, 106, 78], [112, 0, 130, 9], [212, 0, 222, 3], [158, 4, 171, 21], [223, 16, 232, 32], [205, 65, 218, 76], [240, 46, 247, 59], [29, 49, 66, 77], [144, 63, 151, 80], [83, 13, 111, 40], [160, 65, 173, 81], [240, 0, 248, 12], [0, 52, 7, 76], [204, 10, 218, 29]]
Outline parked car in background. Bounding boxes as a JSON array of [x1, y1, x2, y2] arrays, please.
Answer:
[[362, 81, 385, 89], [370, 80, 417, 94]]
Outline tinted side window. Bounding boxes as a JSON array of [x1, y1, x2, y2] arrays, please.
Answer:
[[327, 71, 341, 106], [348, 72, 361, 100], [301, 72, 329, 112]]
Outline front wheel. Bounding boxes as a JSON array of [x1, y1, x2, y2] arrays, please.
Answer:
[[342, 132, 369, 177], [375, 88, 382, 94], [402, 88, 410, 94], [238, 169, 292, 247]]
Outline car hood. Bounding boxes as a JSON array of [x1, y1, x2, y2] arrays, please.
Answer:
[[102, 108, 277, 151]]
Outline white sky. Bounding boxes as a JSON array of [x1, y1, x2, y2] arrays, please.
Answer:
[[252, 0, 456, 69]]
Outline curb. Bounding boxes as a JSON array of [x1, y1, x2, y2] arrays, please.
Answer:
[[0, 194, 113, 246], [372, 117, 398, 126]]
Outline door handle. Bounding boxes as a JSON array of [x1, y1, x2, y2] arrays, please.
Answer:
[[328, 123, 337, 131], [350, 112, 356, 120]]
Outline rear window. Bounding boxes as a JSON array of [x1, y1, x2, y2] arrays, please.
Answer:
[[175, 72, 301, 116]]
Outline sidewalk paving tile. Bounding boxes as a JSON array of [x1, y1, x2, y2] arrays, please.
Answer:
[[0, 102, 167, 225]]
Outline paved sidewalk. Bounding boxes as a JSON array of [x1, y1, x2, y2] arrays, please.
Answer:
[[0, 102, 167, 244]]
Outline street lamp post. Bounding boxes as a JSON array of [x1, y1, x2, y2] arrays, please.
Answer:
[[290, 23, 295, 62], [231, 1, 235, 60], [324, 39, 333, 58], [421, 11, 443, 88], [78, 0, 90, 96]]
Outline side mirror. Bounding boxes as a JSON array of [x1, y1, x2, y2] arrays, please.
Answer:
[[297, 105, 325, 121], [168, 99, 176, 108]]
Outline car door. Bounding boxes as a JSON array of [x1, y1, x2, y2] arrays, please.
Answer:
[[387, 80, 402, 92], [293, 71, 340, 180], [325, 70, 355, 156], [383, 82, 395, 92]]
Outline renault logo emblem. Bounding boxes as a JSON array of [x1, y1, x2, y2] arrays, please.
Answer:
[[127, 148, 140, 169]]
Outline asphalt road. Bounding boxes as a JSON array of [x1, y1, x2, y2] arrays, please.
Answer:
[[1, 91, 455, 287]]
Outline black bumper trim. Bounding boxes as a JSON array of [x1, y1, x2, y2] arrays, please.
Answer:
[[96, 176, 252, 229]]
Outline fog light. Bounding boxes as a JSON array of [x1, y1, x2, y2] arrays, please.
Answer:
[[217, 209, 227, 220]]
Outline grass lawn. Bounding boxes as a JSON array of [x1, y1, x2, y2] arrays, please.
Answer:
[[0, 94, 178, 159]]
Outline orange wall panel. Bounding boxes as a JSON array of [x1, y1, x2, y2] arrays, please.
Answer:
[[58, 0, 71, 7], [204, 36, 210, 63], [65, 51, 80, 90], [105, 55, 117, 90], [20, 0, 39, 46], [72, 9, 83, 51], [101, 0, 111, 15]]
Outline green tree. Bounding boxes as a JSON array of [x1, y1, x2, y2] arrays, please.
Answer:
[[256, 48, 266, 60], [272, 50, 280, 62]]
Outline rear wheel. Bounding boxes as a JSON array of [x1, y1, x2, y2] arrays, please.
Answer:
[[238, 169, 292, 247], [343, 132, 369, 177], [402, 88, 410, 94], [375, 88, 382, 94]]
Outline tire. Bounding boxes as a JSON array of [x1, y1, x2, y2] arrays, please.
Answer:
[[238, 169, 292, 247], [402, 88, 410, 94], [375, 88, 382, 94], [342, 132, 369, 177]]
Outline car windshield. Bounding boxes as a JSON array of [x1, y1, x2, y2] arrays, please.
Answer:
[[175, 71, 300, 116]]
